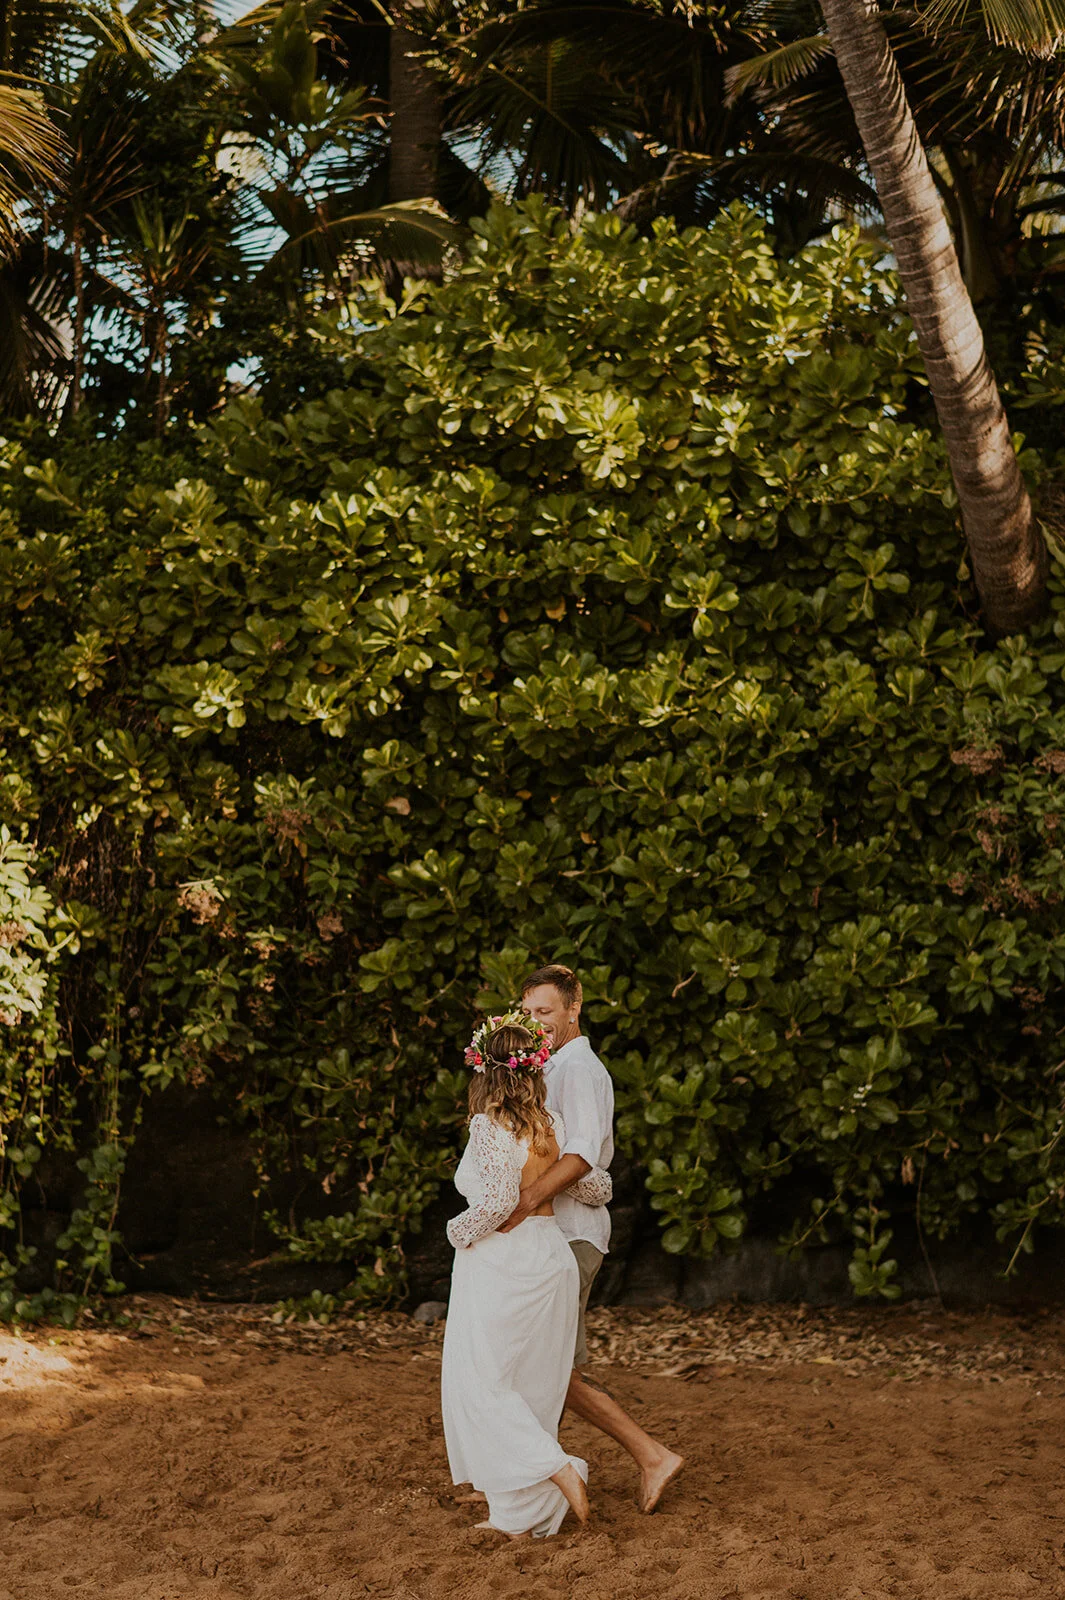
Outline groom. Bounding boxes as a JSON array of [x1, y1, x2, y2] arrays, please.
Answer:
[[498, 963, 685, 1514]]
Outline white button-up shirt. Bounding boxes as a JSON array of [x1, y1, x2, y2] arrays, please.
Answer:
[[543, 1034, 614, 1254]]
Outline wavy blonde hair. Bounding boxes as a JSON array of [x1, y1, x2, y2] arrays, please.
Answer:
[[467, 1024, 556, 1156]]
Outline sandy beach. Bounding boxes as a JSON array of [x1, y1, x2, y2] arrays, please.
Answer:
[[2, 1298, 1063, 1600]]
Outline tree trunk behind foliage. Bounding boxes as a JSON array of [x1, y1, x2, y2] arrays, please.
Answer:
[[389, 21, 441, 204], [70, 218, 85, 417], [819, 0, 1046, 635], [385, 18, 443, 302]]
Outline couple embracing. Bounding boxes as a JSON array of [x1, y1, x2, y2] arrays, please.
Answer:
[[440, 964, 685, 1539]]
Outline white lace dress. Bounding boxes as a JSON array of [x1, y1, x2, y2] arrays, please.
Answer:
[[440, 1112, 612, 1537]]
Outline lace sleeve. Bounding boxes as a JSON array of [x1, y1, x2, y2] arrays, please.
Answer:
[[446, 1116, 522, 1249], [566, 1163, 612, 1207]]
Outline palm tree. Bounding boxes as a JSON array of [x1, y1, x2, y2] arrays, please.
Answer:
[[815, 0, 1048, 632], [53, 54, 157, 416], [727, 1, 1065, 304], [0, 53, 68, 413], [431, 0, 1058, 632], [218, 1, 457, 304], [0, 85, 67, 413], [422, 0, 905, 247], [96, 198, 215, 434], [0, 0, 176, 415], [0, 87, 65, 257]]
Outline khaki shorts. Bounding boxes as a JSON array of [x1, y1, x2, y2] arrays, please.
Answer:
[[569, 1240, 604, 1367]]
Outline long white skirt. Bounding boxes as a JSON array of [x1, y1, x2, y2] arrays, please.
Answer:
[[441, 1216, 586, 1537]]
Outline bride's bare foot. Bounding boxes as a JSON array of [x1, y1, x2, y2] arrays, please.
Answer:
[[550, 1462, 590, 1526], [455, 1490, 488, 1504], [638, 1447, 685, 1514], [473, 1520, 529, 1540]]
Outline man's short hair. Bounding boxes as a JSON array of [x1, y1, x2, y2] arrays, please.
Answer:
[[521, 964, 583, 1009]]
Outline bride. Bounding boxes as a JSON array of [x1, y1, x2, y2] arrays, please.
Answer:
[[441, 1013, 613, 1539]]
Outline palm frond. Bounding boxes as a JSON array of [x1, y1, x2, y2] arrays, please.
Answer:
[[0, 85, 65, 180], [718, 148, 878, 209], [213, 0, 357, 52], [916, 0, 1065, 53], [429, 1, 739, 61], [436, 140, 495, 222], [444, 36, 635, 207], [0, 245, 68, 416], [71, 0, 174, 63], [0, 87, 66, 255], [260, 194, 462, 283], [433, 2, 745, 150], [724, 35, 834, 102], [56, 51, 156, 228], [739, 0, 824, 31]]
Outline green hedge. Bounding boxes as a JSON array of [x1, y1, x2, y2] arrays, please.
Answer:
[[3, 199, 1065, 1318]]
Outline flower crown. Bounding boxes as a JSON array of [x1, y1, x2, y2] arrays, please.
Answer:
[[463, 1009, 551, 1074]]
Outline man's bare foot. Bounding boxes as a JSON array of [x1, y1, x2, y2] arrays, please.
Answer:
[[550, 1462, 590, 1526], [473, 1520, 528, 1540], [638, 1448, 685, 1513]]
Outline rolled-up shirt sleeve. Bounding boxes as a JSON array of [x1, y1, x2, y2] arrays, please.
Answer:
[[554, 1062, 611, 1171]]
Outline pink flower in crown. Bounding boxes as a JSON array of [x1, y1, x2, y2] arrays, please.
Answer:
[[463, 1007, 550, 1075]]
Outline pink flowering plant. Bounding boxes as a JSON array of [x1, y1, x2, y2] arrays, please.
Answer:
[[463, 1009, 551, 1074]]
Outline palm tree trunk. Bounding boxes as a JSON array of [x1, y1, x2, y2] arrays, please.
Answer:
[[147, 302, 168, 437], [819, 0, 1046, 635], [388, 21, 441, 204], [70, 217, 85, 417], [385, 17, 443, 301]]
